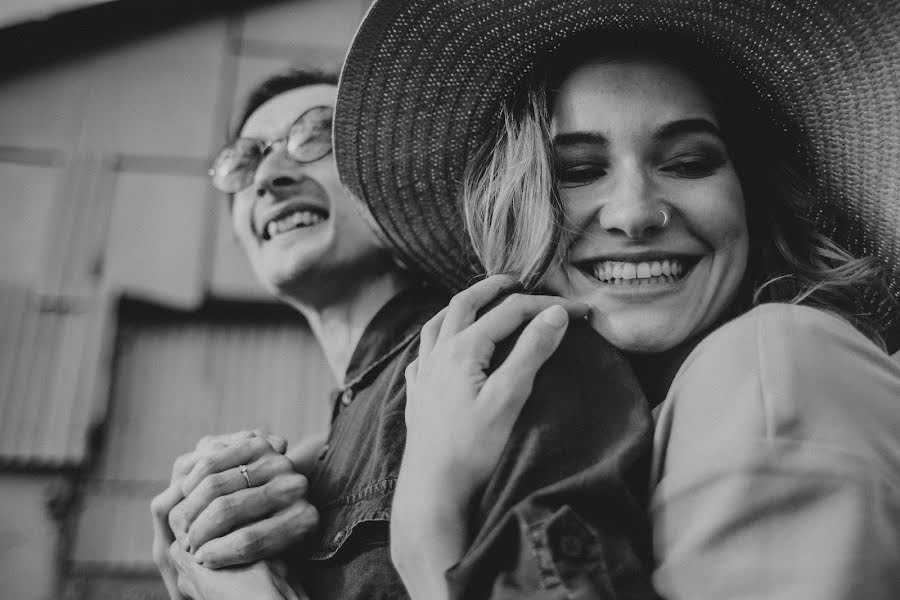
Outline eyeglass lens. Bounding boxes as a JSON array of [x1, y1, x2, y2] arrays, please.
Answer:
[[210, 105, 334, 193]]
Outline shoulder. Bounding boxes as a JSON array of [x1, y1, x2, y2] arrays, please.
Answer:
[[673, 303, 898, 406], [655, 303, 900, 478]]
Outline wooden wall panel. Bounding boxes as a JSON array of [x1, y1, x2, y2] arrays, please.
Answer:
[[104, 172, 209, 307], [77, 19, 229, 159], [0, 61, 88, 152], [0, 163, 60, 286], [240, 0, 364, 50]]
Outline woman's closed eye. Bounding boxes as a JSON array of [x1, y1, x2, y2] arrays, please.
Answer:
[[660, 150, 727, 179], [556, 160, 609, 187]]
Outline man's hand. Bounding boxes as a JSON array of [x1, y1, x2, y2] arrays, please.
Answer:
[[168, 542, 303, 600], [151, 430, 322, 591]]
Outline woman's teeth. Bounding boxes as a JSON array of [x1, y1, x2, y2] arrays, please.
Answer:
[[265, 210, 325, 239], [591, 259, 686, 284]]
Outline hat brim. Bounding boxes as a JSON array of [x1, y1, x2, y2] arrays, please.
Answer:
[[336, 0, 900, 349]]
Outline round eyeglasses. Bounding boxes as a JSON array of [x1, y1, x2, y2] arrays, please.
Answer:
[[209, 105, 334, 194]]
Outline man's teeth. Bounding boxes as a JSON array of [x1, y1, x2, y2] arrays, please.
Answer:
[[592, 259, 685, 283], [265, 210, 325, 238]]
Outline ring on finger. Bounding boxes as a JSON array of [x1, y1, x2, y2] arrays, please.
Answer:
[[238, 464, 252, 488]]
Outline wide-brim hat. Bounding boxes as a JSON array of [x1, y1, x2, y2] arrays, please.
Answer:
[[334, 0, 900, 350]]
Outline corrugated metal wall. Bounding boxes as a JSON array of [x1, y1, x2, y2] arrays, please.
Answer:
[[73, 301, 333, 570]]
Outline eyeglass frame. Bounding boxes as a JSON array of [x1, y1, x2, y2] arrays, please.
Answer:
[[208, 104, 334, 194]]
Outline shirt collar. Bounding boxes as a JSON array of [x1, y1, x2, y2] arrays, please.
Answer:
[[342, 285, 449, 389]]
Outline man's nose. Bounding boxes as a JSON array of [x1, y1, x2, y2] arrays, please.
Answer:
[[596, 167, 666, 239], [253, 150, 303, 198]]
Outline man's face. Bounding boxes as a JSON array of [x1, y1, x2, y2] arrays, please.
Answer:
[[229, 85, 390, 301]]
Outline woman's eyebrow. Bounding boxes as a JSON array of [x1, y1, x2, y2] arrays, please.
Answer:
[[552, 131, 609, 148], [653, 118, 722, 142]]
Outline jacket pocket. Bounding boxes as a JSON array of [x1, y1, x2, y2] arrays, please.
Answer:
[[538, 505, 655, 599], [306, 477, 395, 561]]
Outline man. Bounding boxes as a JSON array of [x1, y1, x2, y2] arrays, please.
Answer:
[[152, 67, 606, 600], [150, 68, 447, 599]]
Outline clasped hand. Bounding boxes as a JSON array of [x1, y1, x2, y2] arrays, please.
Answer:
[[151, 429, 323, 599]]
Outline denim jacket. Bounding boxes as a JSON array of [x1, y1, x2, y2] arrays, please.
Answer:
[[293, 287, 658, 600]]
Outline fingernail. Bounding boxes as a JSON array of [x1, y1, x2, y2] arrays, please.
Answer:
[[543, 305, 568, 327], [194, 549, 204, 564]]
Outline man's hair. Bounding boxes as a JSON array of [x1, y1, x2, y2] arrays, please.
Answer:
[[230, 67, 338, 142]]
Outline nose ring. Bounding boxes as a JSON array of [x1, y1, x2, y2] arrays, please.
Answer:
[[658, 208, 670, 228]]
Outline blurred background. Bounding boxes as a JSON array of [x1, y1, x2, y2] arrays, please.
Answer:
[[0, 1, 369, 598]]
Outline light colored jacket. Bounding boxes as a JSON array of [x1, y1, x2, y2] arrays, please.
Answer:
[[651, 303, 900, 600]]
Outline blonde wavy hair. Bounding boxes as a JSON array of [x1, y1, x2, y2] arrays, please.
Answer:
[[462, 37, 892, 348]]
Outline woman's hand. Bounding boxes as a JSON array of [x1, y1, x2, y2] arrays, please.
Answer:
[[151, 430, 320, 587], [391, 274, 588, 599], [168, 542, 303, 600]]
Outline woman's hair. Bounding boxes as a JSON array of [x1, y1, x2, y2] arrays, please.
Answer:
[[462, 33, 891, 347]]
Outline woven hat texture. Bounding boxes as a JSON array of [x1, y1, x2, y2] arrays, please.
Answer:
[[335, 0, 900, 349]]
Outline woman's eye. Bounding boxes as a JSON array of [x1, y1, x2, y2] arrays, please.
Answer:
[[661, 153, 725, 178], [556, 163, 608, 187]]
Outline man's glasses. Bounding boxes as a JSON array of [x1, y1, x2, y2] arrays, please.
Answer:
[[209, 105, 334, 194]]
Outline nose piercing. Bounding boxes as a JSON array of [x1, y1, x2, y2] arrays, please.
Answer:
[[658, 208, 670, 228]]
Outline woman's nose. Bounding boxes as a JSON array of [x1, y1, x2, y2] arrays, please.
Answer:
[[596, 169, 666, 239]]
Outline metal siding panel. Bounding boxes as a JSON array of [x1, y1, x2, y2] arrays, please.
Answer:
[[96, 309, 333, 482], [0, 285, 110, 465], [75, 307, 334, 566], [39, 153, 117, 299]]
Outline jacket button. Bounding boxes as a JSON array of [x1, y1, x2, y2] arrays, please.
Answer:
[[341, 389, 355, 407], [559, 534, 585, 559]]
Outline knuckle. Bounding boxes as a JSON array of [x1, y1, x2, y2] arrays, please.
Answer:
[[279, 473, 309, 498], [448, 334, 480, 360], [448, 293, 476, 315], [199, 473, 226, 498], [248, 436, 270, 455], [209, 495, 237, 521], [150, 492, 168, 518], [270, 453, 293, 473], [168, 505, 184, 531], [172, 453, 193, 476], [235, 530, 265, 558], [501, 293, 527, 313], [298, 502, 320, 528], [194, 455, 217, 477]]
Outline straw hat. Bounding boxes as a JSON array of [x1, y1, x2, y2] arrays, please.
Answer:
[[334, 0, 900, 349]]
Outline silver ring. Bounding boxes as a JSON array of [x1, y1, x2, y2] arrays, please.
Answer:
[[658, 208, 670, 228], [238, 464, 252, 488]]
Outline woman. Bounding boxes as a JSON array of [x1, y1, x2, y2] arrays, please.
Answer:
[[333, 0, 900, 598]]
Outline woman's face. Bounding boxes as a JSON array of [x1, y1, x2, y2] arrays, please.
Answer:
[[544, 57, 749, 353]]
